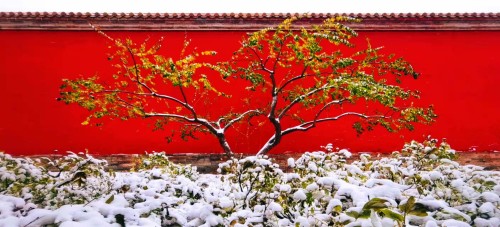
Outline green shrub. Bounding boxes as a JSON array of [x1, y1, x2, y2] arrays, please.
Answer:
[[218, 156, 283, 210], [133, 151, 198, 180], [0, 151, 113, 208]]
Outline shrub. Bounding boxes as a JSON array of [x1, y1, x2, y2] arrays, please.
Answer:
[[218, 156, 283, 210], [133, 151, 198, 180], [1, 139, 499, 226], [0, 152, 113, 208]]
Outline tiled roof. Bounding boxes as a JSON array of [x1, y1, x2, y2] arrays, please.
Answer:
[[1, 12, 499, 19], [1, 12, 499, 30]]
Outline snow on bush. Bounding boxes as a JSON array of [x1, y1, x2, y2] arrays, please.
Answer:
[[0, 152, 112, 209], [0, 138, 499, 227]]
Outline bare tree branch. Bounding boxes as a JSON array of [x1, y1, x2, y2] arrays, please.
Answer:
[[100, 89, 181, 105], [263, 40, 288, 150], [313, 99, 347, 122], [144, 112, 195, 122], [284, 112, 386, 136], [277, 65, 308, 94], [98, 89, 200, 118], [248, 47, 272, 74], [271, 40, 285, 77], [277, 84, 337, 119], [224, 109, 262, 130], [177, 76, 198, 119], [123, 44, 200, 121], [124, 45, 155, 94], [257, 112, 386, 155]]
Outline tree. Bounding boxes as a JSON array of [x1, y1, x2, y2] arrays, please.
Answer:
[[59, 16, 436, 157]]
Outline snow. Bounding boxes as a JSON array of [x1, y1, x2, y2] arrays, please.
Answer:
[[417, 200, 449, 211], [287, 158, 295, 168], [293, 189, 307, 201], [1, 144, 500, 226], [335, 184, 369, 206], [278, 184, 292, 193], [429, 171, 444, 181], [481, 191, 500, 203], [305, 182, 319, 192], [218, 196, 233, 209], [474, 217, 500, 227], [339, 149, 352, 158], [268, 202, 283, 212], [0, 217, 20, 227], [367, 185, 402, 202], [307, 161, 318, 172], [441, 219, 471, 227], [478, 202, 496, 217], [425, 220, 439, 227], [325, 199, 342, 214], [317, 176, 336, 186], [323, 143, 334, 152]]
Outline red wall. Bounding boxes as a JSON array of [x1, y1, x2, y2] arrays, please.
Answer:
[[0, 30, 499, 155]]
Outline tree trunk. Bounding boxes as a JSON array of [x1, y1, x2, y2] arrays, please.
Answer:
[[216, 133, 233, 157], [256, 135, 279, 156]]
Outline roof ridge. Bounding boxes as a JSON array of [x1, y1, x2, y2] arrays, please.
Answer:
[[1, 12, 499, 18], [2, 12, 499, 31]]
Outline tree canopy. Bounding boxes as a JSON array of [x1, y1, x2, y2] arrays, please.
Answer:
[[60, 16, 436, 156]]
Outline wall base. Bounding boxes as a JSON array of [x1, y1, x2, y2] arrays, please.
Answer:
[[94, 152, 500, 173]]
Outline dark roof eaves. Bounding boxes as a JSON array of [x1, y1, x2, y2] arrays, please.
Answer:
[[1, 12, 499, 18], [1, 12, 499, 31]]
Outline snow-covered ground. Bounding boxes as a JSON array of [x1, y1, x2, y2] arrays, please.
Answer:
[[1, 139, 499, 227]]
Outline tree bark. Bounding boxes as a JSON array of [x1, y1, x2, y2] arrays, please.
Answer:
[[256, 134, 279, 156], [216, 133, 233, 157]]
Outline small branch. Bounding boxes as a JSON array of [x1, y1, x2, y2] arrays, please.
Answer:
[[282, 112, 386, 136], [144, 112, 195, 122], [124, 45, 154, 94], [122, 44, 202, 121], [55, 159, 92, 188], [176, 76, 198, 119], [238, 169, 244, 192], [257, 112, 386, 155], [278, 84, 336, 119], [146, 112, 219, 136], [83, 197, 99, 207], [223, 109, 262, 130], [271, 40, 285, 75], [263, 56, 271, 68], [265, 43, 285, 150], [216, 117, 224, 128], [23, 217, 41, 227], [277, 65, 308, 94], [146, 112, 232, 155], [248, 47, 272, 74], [243, 171, 261, 209], [313, 99, 346, 122], [99, 89, 197, 117], [179, 84, 189, 106], [116, 96, 141, 110]]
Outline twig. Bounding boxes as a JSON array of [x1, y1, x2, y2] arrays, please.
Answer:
[[23, 216, 41, 227]]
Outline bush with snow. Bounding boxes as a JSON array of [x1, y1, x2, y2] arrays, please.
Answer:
[[0, 152, 112, 209], [0, 138, 499, 226], [133, 151, 199, 180]]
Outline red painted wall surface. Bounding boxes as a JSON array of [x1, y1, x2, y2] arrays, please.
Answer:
[[0, 30, 499, 155]]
